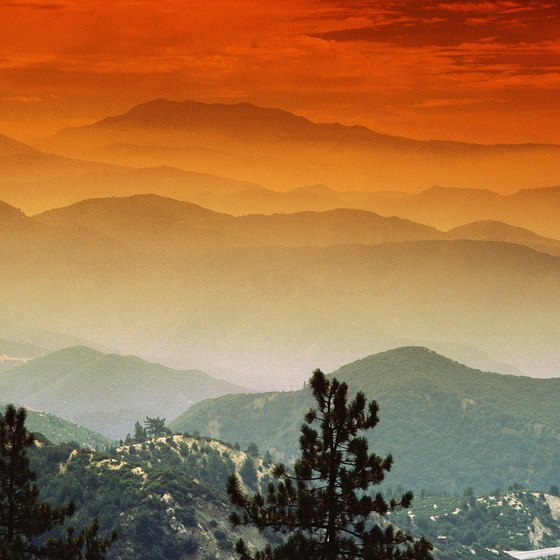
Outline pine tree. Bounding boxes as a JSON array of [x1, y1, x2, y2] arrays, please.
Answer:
[[143, 417, 169, 439], [227, 370, 433, 560], [0, 404, 116, 559], [134, 421, 147, 443]]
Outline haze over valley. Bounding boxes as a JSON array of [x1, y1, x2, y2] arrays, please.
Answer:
[[2, 2, 560, 556]]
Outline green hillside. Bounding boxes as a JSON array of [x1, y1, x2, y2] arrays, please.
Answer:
[[392, 489, 560, 559], [30, 435, 272, 560], [0, 346, 244, 439], [0, 404, 110, 448], [171, 347, 560, 494], [27, 432, 560, 560]]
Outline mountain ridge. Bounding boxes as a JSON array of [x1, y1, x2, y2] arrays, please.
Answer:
[[0, 346, 245, 439], [57, 98, 560, 150], [44, 98, 560, 193], [171, 346, 560, 493]]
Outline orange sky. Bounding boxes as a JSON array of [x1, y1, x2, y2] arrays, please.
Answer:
[[1, 0, 559, 144]]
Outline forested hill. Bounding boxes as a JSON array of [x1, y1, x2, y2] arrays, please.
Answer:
[[26, 430, 560, 560], [393, 489, 560, 559], [171, 346, 560, 494], [31, 434, 272, 560]]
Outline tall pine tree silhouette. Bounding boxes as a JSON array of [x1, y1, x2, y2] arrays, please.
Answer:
[[0, 404, 116, 559], [227, 370, 433, 560]]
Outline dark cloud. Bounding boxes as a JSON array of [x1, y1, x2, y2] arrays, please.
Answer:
[[308, 0, 558, 46]]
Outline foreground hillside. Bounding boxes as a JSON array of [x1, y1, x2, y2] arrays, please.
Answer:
[[28, 432, 560, 560], [32, 435, 272, 560], [393, 490, 560, 560], [172, 347, 560, 494], [0, 346, 243, 438]]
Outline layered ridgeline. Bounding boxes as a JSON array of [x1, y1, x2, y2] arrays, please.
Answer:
[[0, 133, 128, 211], [3, 98, 560, 236], [0, 346, 243, 439], [35, 194, 443, 252], [171, 347, 560, 494], [35, 194, 560, 255], [0, 133, 270, 215], [2, 195, 560, 384], [45, 98, 560, 195]]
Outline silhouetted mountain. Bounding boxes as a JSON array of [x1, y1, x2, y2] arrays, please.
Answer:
[[446, 220, 560, 256], [46, 99, 560, 193], [171, 347, 560, 493], [0, 346, 244, 438], [54, 98, 415, 145], [0, 200, 26, 223], [0, 133, 39, 156], [36, 194, 443, 251], [0, 133, 120, 186]]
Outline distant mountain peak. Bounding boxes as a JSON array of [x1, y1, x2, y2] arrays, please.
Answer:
[[60, 97, 410, 146], [0, 200, 27, 221], [370, 345, 450, 361], [37, 345, 105, 361], [422, 185, 501, 197], [0, 133, 38, 156], [336, 346, 467, 379], [37, 193, 232, 222]]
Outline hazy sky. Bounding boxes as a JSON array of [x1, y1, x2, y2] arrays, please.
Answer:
[[1, 0, 559, 143]]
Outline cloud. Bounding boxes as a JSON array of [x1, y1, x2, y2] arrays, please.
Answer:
[[437, 1, 526, 12], [3, 95, 43, 103], [0, 0, 559, 143], [6, 2, 66, 9], [406, 98, 485, 109]]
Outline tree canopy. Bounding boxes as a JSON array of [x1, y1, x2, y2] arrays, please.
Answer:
[[0, 404, 116, 559], [227, 369, 433, 560]]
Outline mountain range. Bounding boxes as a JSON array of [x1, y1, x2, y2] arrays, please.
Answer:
[[0, 98, 559, 240], [2, 194, 560, 385], [0, 346, 244, 438], [1, 131, 560, 240], [171, 346, 560, 494], [43, 98, 560, 194], [34, 194, 560, 255]]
